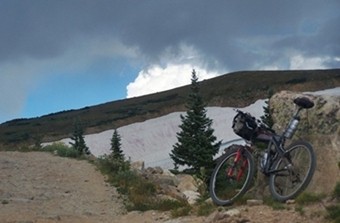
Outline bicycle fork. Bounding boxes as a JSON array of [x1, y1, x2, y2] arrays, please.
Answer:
[[227, 148, 248, 181]]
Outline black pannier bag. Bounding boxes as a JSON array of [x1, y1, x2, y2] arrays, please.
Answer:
[[232, 110, 258, 140]]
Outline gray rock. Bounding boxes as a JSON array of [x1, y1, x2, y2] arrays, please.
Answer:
[[246, 199, 263, 206]]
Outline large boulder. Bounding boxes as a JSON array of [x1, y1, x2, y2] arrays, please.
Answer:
[[270, 90, 339, 135], [269, 90, 340, 195]]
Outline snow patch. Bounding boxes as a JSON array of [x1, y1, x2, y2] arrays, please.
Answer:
[[48, 99, 266, 169], [46, 87, 340, 169]]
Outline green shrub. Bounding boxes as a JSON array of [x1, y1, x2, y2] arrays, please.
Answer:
[[295, 192, 324, 205], [157, 199, 189, 212], [19, 145, 35, 152], [326, 205, 340, 223], [43, 142, 68, 152], [263, 196, 285, 210], [43, 142, 80, 158], [196, 202, 215, 216], [124, 176, 156, 208], [1, 200, 9, 205], [333, 182, 340, 200], [97, 156, 160, 211], [324, 182, 340, 223], [295, 205, 305, 216], [171, 205, 192, 218], [97, 155, 130, 175], [56, 146, 80, 158], [97, 155, 192, 213]]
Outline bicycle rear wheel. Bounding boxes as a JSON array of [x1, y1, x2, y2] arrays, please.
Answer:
[[209, 146, 255, 206], [269, 140, 316, 202]]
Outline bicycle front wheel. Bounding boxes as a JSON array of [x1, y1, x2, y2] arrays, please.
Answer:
[[209, 146, 255, 206], [269, 140, 316, 202]]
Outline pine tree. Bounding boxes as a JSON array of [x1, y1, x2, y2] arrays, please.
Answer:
[[110, 129, 124, 160], [69, 120, 90, 155], [170, 70, 221, 176], [260, 89, 274, 129], [260, 100, 274, 128]]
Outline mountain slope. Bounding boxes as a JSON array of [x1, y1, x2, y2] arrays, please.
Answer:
[[0, 69, 339, 146], [46, 87, 339, 170], [51, 100, 265, 169]]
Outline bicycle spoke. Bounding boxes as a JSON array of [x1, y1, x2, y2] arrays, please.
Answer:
[[269, 141, 316, 202], [210, 147, 255, 206], [215, 157, 245, 198]]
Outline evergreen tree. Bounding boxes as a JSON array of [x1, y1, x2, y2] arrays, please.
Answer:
[[260, 89, 274, 129], [260, 100, 274, 128], [110, 129, 124, 160], [69, 120, 90, 155], [170, 70, 221, 176]]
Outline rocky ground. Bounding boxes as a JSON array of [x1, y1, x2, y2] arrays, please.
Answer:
[[0, 151, 333, 223]]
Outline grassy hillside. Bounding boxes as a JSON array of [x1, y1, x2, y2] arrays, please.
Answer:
[[0, 69, 339, 146]]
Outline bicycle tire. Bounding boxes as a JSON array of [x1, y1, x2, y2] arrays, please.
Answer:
[[209, 146, 255, 206], [269, 140, 316, 202]]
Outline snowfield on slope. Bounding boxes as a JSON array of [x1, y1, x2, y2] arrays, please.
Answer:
[[47, 87, 340, 169], [51, 99, 265, 169]]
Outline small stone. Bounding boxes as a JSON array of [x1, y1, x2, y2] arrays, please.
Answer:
[[182, 190, 200, 205], [226, 208, 241, 217], [246, 199, 263, 206], [213, 210, 229, 222], [286, 199, 295, 204], [130, 160, 145, 171]]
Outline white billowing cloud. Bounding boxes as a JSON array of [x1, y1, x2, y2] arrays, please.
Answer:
[[289, 54, 328, 69], [126, 64, 220, 98]]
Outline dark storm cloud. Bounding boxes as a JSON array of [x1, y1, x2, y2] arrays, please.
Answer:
[[1, 0, 339, 70], [117, 0, 340, 70], [0, 0, 116, 61]]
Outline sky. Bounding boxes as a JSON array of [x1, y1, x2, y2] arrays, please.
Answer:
[[1, 0, 340, 124]]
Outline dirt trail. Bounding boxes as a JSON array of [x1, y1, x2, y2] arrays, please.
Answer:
[[0, 151, 331, 223], [0, 151, 125, 223]]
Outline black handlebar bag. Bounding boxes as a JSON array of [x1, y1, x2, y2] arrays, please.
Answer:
[[232, 111, 258, 141]]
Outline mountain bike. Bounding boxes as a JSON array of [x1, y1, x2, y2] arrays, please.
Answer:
[[209, 97, 316, 205]]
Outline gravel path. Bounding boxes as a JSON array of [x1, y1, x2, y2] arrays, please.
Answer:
[[0, 151, 125, 223], [0, 151, 330, 223]]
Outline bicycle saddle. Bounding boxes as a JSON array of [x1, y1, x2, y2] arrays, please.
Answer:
[[293, 97, 314, 109]]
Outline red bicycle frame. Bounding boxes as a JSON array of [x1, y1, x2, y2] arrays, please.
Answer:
[[227, 147, 249, 181]]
